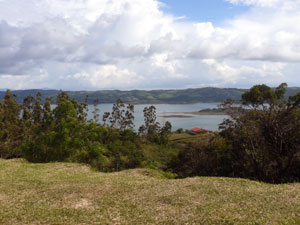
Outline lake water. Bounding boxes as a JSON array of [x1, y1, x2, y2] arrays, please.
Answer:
[[87, 103, 228, 132]]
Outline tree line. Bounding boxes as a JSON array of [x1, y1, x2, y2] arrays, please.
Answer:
[[0, 90, 172, 172], [1, 83, 300, 183], [170, 83, 300, 183]]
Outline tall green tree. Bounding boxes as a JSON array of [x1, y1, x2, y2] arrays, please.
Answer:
[[139, 106, 160, 137], [0, 90, 23, 158], [22, 92, 110, 170], [220, 83, 300, 183], [107, 98, 135, 131]]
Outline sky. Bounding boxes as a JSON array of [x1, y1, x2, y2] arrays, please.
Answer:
[[160, 0, 249, 24], [0, 0, 300, 90]]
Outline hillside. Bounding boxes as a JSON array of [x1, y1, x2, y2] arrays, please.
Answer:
[[0, 159, 299, 224], [0, 88, 246, 104], [1, 87, 300, 104]]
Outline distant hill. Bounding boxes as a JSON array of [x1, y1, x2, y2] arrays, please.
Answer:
[[1, 87, 300, 104]]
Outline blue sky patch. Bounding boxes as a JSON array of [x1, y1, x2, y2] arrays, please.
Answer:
[[159, 0, 250, 25]]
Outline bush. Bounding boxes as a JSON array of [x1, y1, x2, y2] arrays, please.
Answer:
[[168, 134, 234, 178], [106, 140, 144, 171], [220, 83, 300, 183], [176, 128, 183, 134]]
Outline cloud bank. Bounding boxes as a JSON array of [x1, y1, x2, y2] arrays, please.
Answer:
[[0, 0, 300, 90]]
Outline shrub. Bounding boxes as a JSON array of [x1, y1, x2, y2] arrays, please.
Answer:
[[220, 83, 300, 183], [169, 134, 234, 178]]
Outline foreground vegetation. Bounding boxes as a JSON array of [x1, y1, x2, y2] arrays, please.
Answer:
[[1, 83, 300, 223], [1, 83, 300, 184], [1, 159, 300, 225]]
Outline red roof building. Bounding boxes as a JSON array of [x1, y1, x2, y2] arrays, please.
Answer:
[[190, 128, 210, 134]]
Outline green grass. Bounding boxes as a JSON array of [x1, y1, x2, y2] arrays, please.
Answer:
[[1, 159, 300, 224], [170, 133, 197, 140], [141, 144, 179, 170]]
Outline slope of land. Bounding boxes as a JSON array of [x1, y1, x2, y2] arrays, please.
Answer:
[[0, 159, 299, 224], [1, 87, 300, 104], [0, 87, 247, 104]]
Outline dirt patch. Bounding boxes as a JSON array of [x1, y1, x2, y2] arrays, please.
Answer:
[[0, 193, 8, 200], [74, 199, 92, 209]]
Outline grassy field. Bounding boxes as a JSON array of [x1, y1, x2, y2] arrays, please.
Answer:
[[0, 159, 300, 225]]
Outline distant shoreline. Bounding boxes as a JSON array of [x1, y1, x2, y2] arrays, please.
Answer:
[[159, 111, 227, 117], [185, 112, 226, 115], [159, 115, 194, 118]]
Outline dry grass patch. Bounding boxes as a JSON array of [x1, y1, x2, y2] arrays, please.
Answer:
[[0, 159, 300, 224]]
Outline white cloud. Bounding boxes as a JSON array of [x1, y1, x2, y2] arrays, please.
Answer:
[[0, 0, 300, 90], [190, 58, 288, 88], [66, 65, 143, 89], [0, 70, 50, 89]]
